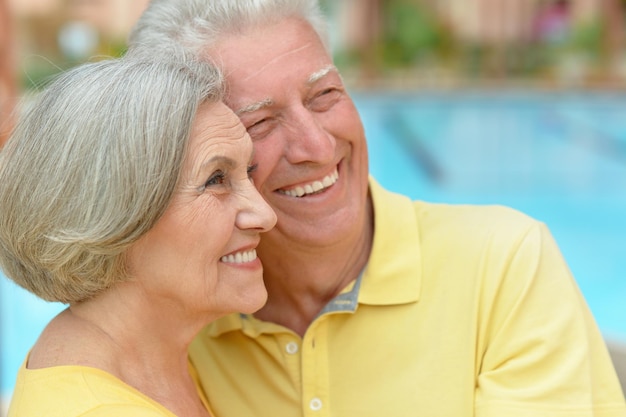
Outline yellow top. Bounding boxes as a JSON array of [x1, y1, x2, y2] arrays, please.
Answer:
[[8, 355, 213, 417], [189, 178, 626, 417]]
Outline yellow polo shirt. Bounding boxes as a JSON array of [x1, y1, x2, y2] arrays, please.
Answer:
[[189, 179, 626, 417]]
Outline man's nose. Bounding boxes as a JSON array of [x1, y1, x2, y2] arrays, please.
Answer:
[[283, 107, 336, 165]]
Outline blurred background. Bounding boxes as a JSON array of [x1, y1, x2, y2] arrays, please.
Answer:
[[328, 0, 626, 89], [1, 0, 625, 414]]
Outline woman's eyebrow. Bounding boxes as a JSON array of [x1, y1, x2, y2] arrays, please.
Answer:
[[199, 155, 237, 172]]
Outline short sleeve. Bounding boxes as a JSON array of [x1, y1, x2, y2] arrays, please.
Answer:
[[475, 222, 626, 416]]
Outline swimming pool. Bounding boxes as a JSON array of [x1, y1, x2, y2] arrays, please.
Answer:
[[1, 90, 625, 409], [357, 89, 626, 343]]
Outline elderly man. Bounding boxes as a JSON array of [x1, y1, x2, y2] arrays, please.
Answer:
[[128, 1, 626, 415]]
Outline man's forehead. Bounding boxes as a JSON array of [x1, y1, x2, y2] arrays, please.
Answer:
[[234, 64, 338, 115]]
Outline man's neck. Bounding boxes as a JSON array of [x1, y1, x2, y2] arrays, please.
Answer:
[[254, 203, 374, 337]]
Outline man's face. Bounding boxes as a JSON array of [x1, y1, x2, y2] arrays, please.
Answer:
[[209, 17, 369, 249]]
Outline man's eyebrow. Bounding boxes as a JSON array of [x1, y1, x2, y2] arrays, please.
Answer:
[[235, 98, 273, 115], [234, 65, 338, 115], [307, 65, 338, 85]]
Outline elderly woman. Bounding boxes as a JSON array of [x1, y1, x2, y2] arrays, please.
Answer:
[[0, 55, 276, 417]]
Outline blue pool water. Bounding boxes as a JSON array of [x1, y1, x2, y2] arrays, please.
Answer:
[[358, 90, 626, 342], [1, 90, 625, 406]]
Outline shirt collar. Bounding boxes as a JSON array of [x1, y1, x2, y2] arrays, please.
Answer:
[[358, 177, 422, 305]]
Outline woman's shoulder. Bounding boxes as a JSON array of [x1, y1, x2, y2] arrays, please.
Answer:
[[8, 359, 175, 417], [28, 308, 114, 370]]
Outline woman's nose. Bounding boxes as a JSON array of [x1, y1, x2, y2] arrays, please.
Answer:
[[237, 181, 277, 233]]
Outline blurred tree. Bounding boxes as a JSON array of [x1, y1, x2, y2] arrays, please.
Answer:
[[600, 0, 625, 78], [567, 18, 603, 57], [330, 0, 384, 83], [381, 0, 445, 68]]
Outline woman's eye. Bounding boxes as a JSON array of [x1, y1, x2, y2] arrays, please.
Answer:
[[205, 170, 226, 188]]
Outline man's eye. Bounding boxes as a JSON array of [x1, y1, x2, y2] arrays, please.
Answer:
[[247, 163, 258, 178], [249, 118, 267, 129], [246, 118, 274, 140], [309, 88, 341, 111], [205, 170, 226, 187]]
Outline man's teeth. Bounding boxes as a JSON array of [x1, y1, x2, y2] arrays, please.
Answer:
[[221, 249, 257, 264], [280, 169, 338, 198]]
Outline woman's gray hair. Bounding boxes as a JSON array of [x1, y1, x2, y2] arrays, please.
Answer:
[[0, 56, 224, 303], [128, 0, 329, 60]]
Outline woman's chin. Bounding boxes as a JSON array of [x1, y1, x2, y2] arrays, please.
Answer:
[[237, 287, 269, 315]]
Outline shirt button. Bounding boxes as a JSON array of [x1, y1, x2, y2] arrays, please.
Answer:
[[309, 397, 323, 411], [285, 341, 299, 354]]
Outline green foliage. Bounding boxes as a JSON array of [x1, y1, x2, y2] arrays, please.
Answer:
[[381, 0, 444, 67], [318, 0, 333, 16], [20, 38, 128, 91], [332, 0, 454, 75], [565, 19, 603, 58], [20, 60, 68, 91]]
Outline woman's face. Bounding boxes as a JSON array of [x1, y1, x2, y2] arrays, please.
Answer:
[[126, 101, 276, 319]]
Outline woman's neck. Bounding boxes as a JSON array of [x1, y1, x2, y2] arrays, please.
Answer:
[[29, 286, 212, 416]]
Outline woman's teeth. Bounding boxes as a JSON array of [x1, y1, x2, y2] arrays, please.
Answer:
[[221, 249, 257, 264], [279, 169, 339, 198]]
